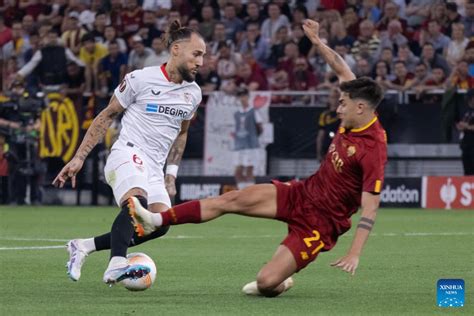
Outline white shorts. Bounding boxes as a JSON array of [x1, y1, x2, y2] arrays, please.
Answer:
[[234, 148, 259, 168], [104, 145, 171, 207]]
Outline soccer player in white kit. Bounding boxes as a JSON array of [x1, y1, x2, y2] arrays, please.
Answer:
[[53, 21, 206, 285]]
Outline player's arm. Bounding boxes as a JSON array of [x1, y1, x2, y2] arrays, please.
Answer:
[[331, 192, 379, 275], [302, 19, 356, 83], [52, 95, 124, 188], [164, 117, 193, 199]]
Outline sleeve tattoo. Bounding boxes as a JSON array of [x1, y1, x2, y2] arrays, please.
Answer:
[[166, 132, 187, 166]]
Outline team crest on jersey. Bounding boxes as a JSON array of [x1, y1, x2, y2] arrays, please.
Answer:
[[119, 79, 126, 92], [347, 145, 356, 157], [132, 154, 143, 165]]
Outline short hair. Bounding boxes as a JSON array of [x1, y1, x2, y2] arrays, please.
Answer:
[[165, 20, 203, 49], [340, 77, 384, 109]]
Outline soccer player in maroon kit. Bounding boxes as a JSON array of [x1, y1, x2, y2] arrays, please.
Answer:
[[128, 19, 388, 297]]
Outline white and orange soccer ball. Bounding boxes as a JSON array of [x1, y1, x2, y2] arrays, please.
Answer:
[[120, 253, 157, 291]]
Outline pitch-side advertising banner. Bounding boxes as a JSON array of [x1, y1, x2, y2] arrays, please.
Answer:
[[204, 91, 272, 176], [422, 176, 474, 209]]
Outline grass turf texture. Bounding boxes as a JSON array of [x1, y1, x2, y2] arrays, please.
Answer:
[[0, 206, 472, 316]]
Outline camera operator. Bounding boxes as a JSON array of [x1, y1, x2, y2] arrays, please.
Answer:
[[0, 79, 43, 205]]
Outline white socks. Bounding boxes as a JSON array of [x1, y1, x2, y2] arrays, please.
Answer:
[[151, 213, 163, 227], [81, 238, 96, 255]]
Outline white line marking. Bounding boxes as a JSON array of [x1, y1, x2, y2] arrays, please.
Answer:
[[0, 245, 65, 251], [0, 237, 69, 242]]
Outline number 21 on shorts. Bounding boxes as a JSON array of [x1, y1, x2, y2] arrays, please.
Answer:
[[301, 230, 325, 261]]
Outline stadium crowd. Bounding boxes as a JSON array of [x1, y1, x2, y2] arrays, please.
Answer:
[[1, 0, 474, 99], [1, 0, 474, 205]]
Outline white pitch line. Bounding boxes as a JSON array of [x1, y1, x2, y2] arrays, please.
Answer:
[[0, 245, 65, 251], [0, 237, 69, 242]]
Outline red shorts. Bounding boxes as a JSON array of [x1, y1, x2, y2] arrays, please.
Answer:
[[273, 180, 338, 271]]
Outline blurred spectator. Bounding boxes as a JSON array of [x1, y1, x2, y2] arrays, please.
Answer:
[[22, 14, 35, 35], [3, 56, 18, 91], [127, 34, 153, 71], [23, 31, 40, 90], [195, 59, 221, 93], [351, 19, 381, 61], [61, 12, 87, 56], [444, 23, 469, 68], [64, 61, 85, 99], [270, 69, 291, 103], [216, 40, 242, 86], [374, 60, 395, 89], [121, 0, 144, 36], [239, 22, 270, 69], [277, 41, 300, 73], [320, 0, 346, 13], [388, 61, 415, 91], [234, 62, 268, 91], [379, 20, 408, 55], [199, 5, 217, 41], [3, 0, 24, 26], [0, 132, 11, 204], [329, 20, 354, 48], [414, 66, 446, 100], [268, 25, 289, 68], [292, 5, 308, 26], [144, 37, 169, 67], [359, 0, 381, 23], [376, 1, 408, 35], [17, 29, 85, 87], [1, 20, 31, 67], [446, 59, 474, 89], [393, 43, 420, 72], [456, 89, 474, 175], [79, 32, 108, 93], [139, 10, 162, 47], [354, 57, 372, 77], [291, 23, 311, 57], [109, 0, 124, 32], [222, 3, 245, 42], [463, 2, 474, 38], [406, 62, 429, 90], [0, 16, 12, 49], [428, 3, 449, 34], [289, 57, 318, 103], [99, 41, 127, 96], [230, 0, 246, 20], [343, 5, 360, 38], [171, 0, 192, 25], [260, 2, 290, 42], [244, 1, 264, 26], [419, 20, 450, 55], [420, 42, 451, 75], [143, 0, 171, 17], [209, 22, 233, 55], [104, 25, 127, 54], [446, 2, 462, 37], [316, 87, 340, 162], [90, 10, 108, 43], [405, 0, 432, 27]]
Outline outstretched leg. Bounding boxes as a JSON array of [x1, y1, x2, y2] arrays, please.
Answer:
[[129, 184, 278, 236], [242, 245, 297, 297]]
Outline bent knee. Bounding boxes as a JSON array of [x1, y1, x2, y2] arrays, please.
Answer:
[[256, 271, 281, 293]]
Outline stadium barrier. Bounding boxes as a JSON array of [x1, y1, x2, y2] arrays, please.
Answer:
[[175, 176, 474, 210]]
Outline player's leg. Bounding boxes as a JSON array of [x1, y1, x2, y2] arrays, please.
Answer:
[[129, 183, 278, 236], [242, 245, 297, 297]]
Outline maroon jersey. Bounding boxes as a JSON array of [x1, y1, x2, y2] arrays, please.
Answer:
[[302, 116, 387, 234]]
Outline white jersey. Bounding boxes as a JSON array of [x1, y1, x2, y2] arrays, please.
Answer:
[[113, 64, 202, 169]]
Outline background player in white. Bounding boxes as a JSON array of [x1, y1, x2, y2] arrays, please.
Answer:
[[53, 21, 206, 285]]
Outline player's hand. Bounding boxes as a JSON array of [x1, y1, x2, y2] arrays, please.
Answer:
[[330, 253, 360, 276], [302, 19, 320, 44], [165, 174, 177, 199], [52, 156, 84, 188]]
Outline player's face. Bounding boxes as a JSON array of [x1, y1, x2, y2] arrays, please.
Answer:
[[176, 34, 206, 82], [337, 92, 361, 129]]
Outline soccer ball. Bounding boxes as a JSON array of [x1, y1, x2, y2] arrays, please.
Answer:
[[120, 252, 157, 291]]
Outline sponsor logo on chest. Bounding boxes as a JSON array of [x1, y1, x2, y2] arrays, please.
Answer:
[[145, 103, 188, 118]]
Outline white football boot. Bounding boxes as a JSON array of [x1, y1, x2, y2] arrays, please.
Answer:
[[66, 239, 88, 281], [128, 196, 156, 237], [103, 257, 151, 285], [242, 277, 294, 296]]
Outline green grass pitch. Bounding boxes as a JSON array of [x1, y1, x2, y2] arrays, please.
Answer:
[[0, 206, 472, 315]]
